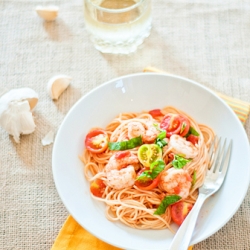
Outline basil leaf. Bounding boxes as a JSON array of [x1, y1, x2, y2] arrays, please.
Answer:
[[154, 195, 181, 215], [149, 160, 165, 179], [189, 127, 199, 136], [136, 171, 152, 182], [180, 122, 186, 134], [186, 126, 200, 137], [155, 138, 167, 148], [137, 159, 165, 181], [172, 155, 191, 169], [192, 170, 197, 186], [108, 136, 143, 151], [157, 130, 166, 140], [154, 130, 167, 148], [108, 141, 127, 150]]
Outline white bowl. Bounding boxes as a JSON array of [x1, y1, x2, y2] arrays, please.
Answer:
[[52, 73, 250, 250]]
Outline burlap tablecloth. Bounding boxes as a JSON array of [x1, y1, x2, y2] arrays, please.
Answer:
[[1, 0, 250, 249]]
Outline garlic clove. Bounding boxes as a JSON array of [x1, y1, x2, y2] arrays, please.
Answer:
[[47, 75, 71, 100], [0, 101, 36, 143], [36, 5, 59, 22], [27, 98, 38, 111], [0, 87, 38, 111]]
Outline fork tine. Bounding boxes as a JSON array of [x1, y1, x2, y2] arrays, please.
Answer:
[[221, 139, 233, 176], [213, 138, 232, 181], [209, 137, 221, 173], [208, 136, 217, 163], [213, 138, 227, 177], [216, 138, 227, 172]]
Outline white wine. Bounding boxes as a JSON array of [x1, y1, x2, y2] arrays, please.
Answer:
[[84, 0, 152, 54]]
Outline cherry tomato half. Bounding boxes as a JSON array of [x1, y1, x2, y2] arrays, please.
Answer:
[[186, 134, 199, 145], [160, 114, 190, 138], [149, 109, 164, 118], [138, 144, 162, 167], [85, 129, 108, 153], [170, 201, 193, 226], [179, 116, 190, 137], [90, 179, 106, 197], [135, 169, 160, 191]]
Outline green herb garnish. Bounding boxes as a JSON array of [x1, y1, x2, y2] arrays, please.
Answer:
[[155, 138, 167, 148], [154, 195, 181, 215], [192, 170, 197, 186], [172, 155, 191, 169], [154, 129, 168, 148], [185, 126, 200, 137], [137, 159, 165, 181], [108, 136, 143, 150], [180, 122, 186, 134]]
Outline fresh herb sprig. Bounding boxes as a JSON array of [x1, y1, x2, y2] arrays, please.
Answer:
[[153, 124, 168, 148], [154, 195, 181, 215], [172, 155, 191, 169], [108, 136, 143, 150], [137, 159, 165, 181], [185, 126, 200, 137]]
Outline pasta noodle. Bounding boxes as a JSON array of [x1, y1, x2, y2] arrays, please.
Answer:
[[80, 106, 215, 231]]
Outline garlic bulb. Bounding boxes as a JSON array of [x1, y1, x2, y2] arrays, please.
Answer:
[[0, 87, 38, 111], [0, 88, 38, 143], [36, 5, 59, 21], [47, 75, 71, 100]]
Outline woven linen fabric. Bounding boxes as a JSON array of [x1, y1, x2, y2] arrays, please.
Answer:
[[0, 0, 250, 250]]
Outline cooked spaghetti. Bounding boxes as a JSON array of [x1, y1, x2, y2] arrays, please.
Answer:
[[80, 106, 215, 231]]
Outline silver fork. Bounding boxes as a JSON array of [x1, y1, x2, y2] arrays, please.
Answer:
[[169, 137, 232, 250]]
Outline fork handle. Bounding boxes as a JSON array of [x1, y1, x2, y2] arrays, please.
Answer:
[[169, 194, 207, 250]]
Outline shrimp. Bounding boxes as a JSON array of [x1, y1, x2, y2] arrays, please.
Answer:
[[127, 122, 145, 140], [159, 168, 192, 198], [105, 151, 139, 172], [105, 151, 139, 190], [168, 134, 198, 159], [127, 121, 159, 143], [142, 121, 159, 143], [106, 165, 136, 190]]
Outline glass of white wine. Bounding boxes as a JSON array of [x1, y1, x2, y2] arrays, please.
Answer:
[[83, 0, 152, 54]]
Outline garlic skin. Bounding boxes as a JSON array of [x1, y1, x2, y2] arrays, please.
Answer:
[[36, 5, 59, 22], [0, 101, 36, 143], [41, 130, 55, 146], [0, 87, 38, 143], [0, 87, 38, 112], [47, 75, 71, 100]]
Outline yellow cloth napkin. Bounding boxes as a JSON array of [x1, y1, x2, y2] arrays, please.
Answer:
[[51, 68, 250, 250], [51, 215, 121, 250], [51, 215, 194, 250]]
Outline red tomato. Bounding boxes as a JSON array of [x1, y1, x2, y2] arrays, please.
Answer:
[[160, 114, 190, 138], [85, 130, 108, 153], [179, 116, 190, 137], [90, 179, 106, 197], [149, 109, 164, 118], [115, 151, 131, 160], [135, 169, 160, 191], [187, 134, 199, 145], [170, 201, 193, 226]]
